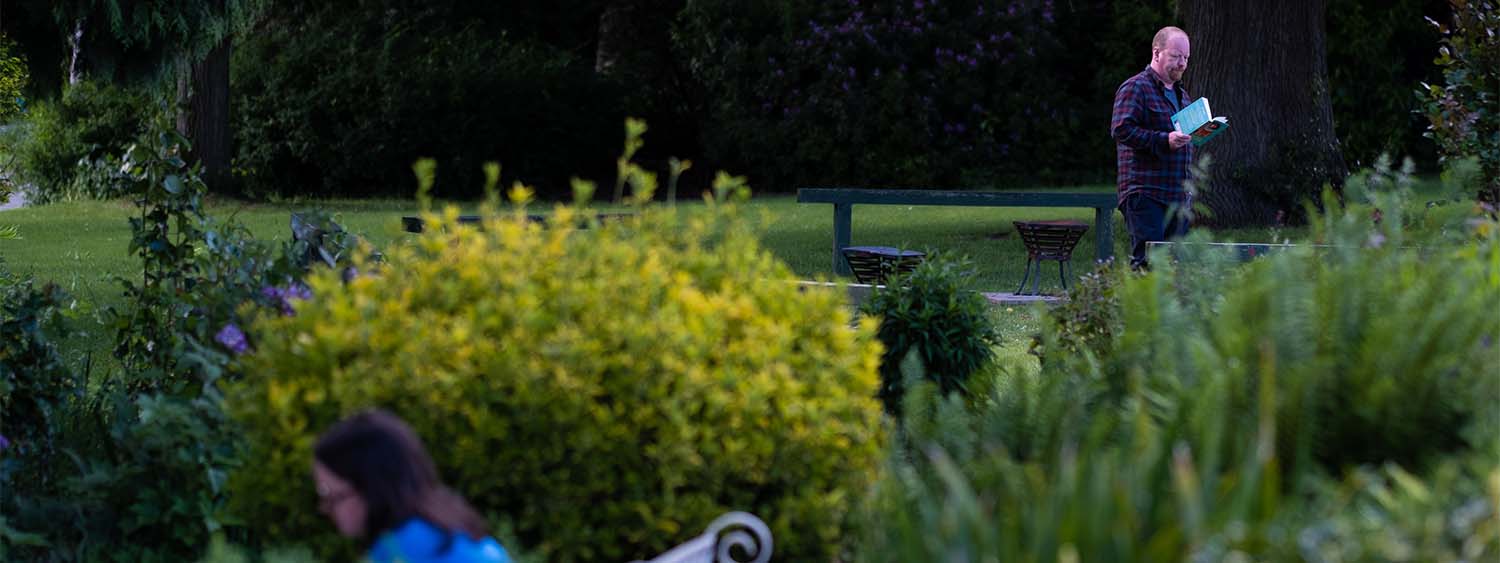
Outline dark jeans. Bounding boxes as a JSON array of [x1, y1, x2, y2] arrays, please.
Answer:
[[1121, 194, 1190, 270]]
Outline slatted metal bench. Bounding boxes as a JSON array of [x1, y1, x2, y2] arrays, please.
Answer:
[[1014, 220, 1090, 294], [841, 246, 926, 285], [797, 188, 1117, 276]]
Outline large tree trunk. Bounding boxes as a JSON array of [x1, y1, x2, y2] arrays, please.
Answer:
[[1177, 0, 1348, 227], [177, 37, 232, 193]]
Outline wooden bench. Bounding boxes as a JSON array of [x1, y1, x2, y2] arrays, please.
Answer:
[[632, 511, 771, 563], [797, 188, 1117, 276]]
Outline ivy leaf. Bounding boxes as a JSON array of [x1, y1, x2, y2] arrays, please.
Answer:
[[164, 174, 184, 194]]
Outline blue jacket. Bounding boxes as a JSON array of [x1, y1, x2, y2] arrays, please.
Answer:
[[369, 518, 512, 563]]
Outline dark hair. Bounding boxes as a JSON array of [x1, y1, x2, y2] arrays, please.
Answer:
[[314, 409, 489, 550]]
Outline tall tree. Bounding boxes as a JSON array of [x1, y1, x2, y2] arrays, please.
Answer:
[[43, 0, 253, 193], [176, 0, 231, 191], [1177, 0, 1348, 226]]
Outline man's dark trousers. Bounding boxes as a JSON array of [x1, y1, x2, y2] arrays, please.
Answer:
[[1121, 193, 1190, 270]]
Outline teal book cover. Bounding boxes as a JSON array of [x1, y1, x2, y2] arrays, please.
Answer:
[[1172, 97, 1229, 146]]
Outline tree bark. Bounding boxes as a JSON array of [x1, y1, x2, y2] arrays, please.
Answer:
[[1177, 0, 1348, 227], [67, 16, 85, 84], [594, 1, 634, 74], [178, 37, 232, 193]]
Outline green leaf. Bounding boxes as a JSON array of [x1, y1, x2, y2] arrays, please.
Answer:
[[164, 174, 184, 194]]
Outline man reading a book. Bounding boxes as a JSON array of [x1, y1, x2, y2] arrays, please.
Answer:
[[1111, 26, 1194, 270]]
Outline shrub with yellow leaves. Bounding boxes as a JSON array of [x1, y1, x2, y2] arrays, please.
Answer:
[[224, 183, 886, 561]]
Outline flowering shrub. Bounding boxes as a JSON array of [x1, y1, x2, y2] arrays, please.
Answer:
[[678, 0, 1076, 188], [227, 186, 887, 561], [1422, 1, 1500, 206], [1, 118, 361, 560]]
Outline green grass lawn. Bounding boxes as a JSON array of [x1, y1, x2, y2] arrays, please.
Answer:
[[0, 191, 1125, 378], [0, 189, 1150, 295], [3, 188, 1314, 295], [0, 187, 1329, 321], [14, 185, 1411, 380]]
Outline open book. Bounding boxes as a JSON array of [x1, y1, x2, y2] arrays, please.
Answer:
[[1171, 97, 1229, 146]]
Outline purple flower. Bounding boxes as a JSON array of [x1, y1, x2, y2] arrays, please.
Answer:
[[0, 433, 10, 451], [287, 283, 313, 301], [216, 323, 250, 355], [262, 282, 313, 315]]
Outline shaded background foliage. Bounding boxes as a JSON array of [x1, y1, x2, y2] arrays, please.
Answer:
[[0, 0, 1465, 202], [229, 0, 622, 199]]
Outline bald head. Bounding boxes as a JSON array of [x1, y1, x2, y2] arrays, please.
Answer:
[[1150, 27, 1190, 86], [1152, 27, 1187, 52]]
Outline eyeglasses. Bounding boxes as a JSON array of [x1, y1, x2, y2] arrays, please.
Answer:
[[1160, 51, 1189, 64], [317, 486, 358, 512]]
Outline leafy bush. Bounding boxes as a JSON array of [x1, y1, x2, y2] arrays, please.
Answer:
[[859, 373, 1282, 562], [1030, 260, 1124, 366], [1422, 0, 1500, 205], [1325, 0, 1443, 169], [859, 255, 999, 416], [1266, 458, 1500, 562], [0, 270, 80, 555], [0, 35, 27, 122], [1, 119, 364, 561], [98, 118, 314, 390], [226, 184, 886, 561], [856, 165, 1500, 560], [231, 1, 623, 199], [0, 272, 77, 459], [3, 81, 151, 203]]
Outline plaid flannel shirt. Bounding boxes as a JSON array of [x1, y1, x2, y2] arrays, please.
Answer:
[[1111, 66, 1193, 207]]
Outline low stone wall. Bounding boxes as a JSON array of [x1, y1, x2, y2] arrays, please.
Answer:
[[795, 281, 1061, 310]]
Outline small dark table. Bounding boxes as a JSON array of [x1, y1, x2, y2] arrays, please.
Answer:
[[840, 246, 926, 285], [1013, 220, 1090, 295]]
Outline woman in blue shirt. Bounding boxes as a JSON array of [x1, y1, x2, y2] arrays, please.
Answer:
[[314, 409, 512, 563]]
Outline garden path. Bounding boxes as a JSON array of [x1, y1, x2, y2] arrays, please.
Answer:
[[0, 190, 25, 211]]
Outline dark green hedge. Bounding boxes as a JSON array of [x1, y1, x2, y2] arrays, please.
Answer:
[[231, 0, 623, 200]]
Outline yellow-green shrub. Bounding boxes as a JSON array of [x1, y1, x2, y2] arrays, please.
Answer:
[[225, 201, 886, 561]]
